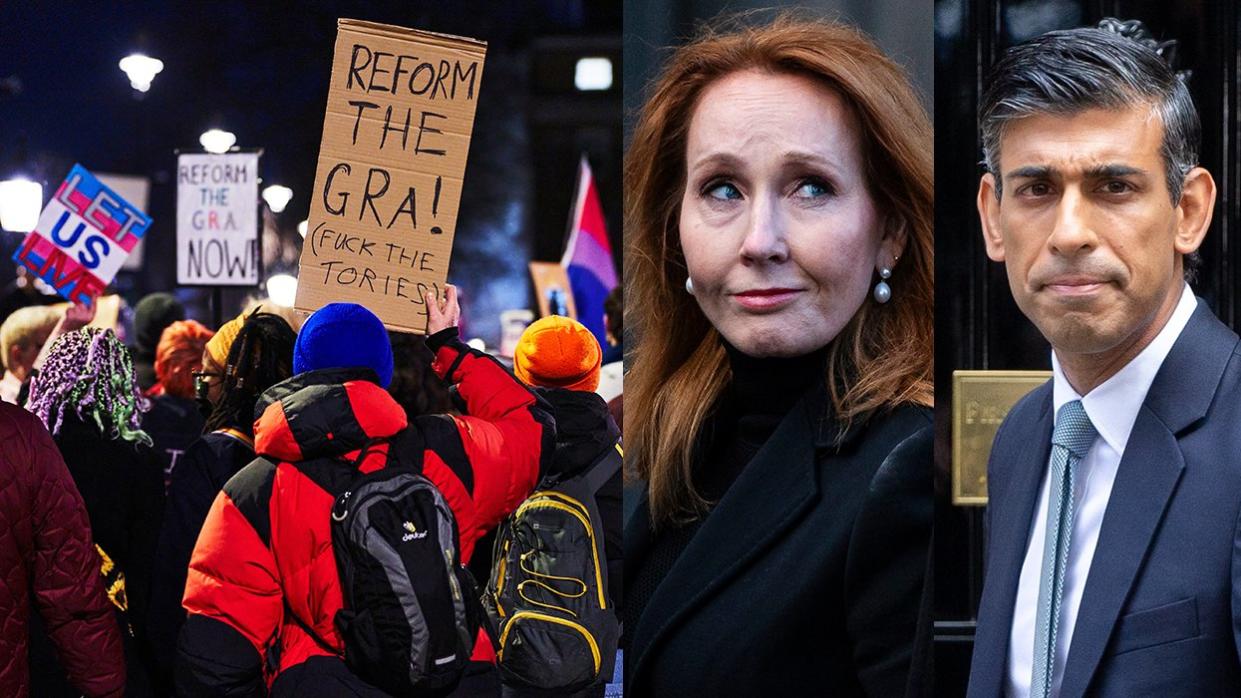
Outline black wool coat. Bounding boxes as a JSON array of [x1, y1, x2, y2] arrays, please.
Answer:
[[624, 385, 933, 697]]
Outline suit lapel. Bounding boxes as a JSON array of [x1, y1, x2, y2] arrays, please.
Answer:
[[969, 385, 1053, 697], [1058, 304, 1237, 696], [629, 388, 822, 681], [1056, 408, 1184, 696]]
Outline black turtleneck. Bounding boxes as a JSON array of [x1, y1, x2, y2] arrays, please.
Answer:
[[624, 341, 828, 644], [696, 343, 828, 502]]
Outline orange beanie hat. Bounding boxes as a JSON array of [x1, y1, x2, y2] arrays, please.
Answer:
[[513, 315, 602, 392]]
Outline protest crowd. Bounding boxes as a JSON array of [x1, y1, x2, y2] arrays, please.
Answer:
[[0, 282, 623, 698], [1, 11, 624, 696]]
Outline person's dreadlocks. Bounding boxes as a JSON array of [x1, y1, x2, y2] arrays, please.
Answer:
[[204, 312, 296, 437], [28, 327, 152, 445]]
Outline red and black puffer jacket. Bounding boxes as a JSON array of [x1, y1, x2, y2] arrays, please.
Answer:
[[176, 329, 554, 695], [0, 401, 125, 698]]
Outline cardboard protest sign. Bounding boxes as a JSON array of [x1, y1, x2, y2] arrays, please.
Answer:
[[13, 164, 151, 307], [176, 152, 261, 285], [296, 19, 487, 333], [529, 261, 578, 319]]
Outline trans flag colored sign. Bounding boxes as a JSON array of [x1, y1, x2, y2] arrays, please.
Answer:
[[13, 164, 151, 307]]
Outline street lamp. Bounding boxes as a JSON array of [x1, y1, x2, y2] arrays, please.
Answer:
[[0, 178, 43, 232], [262, 185, 293, 213], [266, 273, 298, 307], [574, 57, 612, 91], [297, 220, 308, 237], [119, 54, 164, 92], [200, 128, 236, 154]]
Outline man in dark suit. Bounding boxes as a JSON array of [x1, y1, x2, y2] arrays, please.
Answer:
[[968, 21, 1241, 697]]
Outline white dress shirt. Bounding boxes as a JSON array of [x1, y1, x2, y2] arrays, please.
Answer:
[[1006, 283, 1198, 697]]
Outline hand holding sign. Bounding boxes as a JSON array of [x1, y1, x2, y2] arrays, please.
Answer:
[[426, 284, 460, 335], [32, 301, 98, 374], [62, 301, 96, 332]]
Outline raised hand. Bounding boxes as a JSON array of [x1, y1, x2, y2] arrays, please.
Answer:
[[63, 301, 97, 332], [426, 284, 460, 335]]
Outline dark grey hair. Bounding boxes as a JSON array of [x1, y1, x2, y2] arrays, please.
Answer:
[[980, 21, 1199, 204]]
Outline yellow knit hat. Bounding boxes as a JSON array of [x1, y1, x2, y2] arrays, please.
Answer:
[[513, 315, 602, 392], [204, 311, 247, 367]]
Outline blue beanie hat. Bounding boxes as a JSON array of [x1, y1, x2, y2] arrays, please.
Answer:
[[294, 303, 394, 388]]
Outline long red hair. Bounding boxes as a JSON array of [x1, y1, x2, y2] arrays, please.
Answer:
[[625, 16, 934, 527]]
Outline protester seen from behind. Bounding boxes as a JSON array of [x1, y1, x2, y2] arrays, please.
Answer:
[[147, 310, 296, 695], [131, 293, 186, 394], [597, 286, 622, 404], [490, 315, 622, 697], [143, 320, 213, 487], [177, 288, 555, 697], [25, 327, 164, 696], [0, 400, 127, 698]]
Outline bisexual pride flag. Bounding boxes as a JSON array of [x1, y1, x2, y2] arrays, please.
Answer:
[[560, 156, 617, 346], [13, 164, 150, 307]]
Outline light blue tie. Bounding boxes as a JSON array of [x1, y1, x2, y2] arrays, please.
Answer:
[[1031, 400, 1097, 698]]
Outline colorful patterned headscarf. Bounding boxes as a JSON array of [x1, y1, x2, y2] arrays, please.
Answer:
[[27, 327, 152, 446]]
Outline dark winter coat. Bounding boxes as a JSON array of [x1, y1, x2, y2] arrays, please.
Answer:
[[30, 411, 165, 697], [624, 384, 933, 697], [176, 329, 555, 696], [147, 428, 255, 694], [142, 394, 207, 487], [0, 402, 125, 697]]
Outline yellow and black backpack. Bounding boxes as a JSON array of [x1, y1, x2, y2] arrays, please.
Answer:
[[486, 441, 621, 693]]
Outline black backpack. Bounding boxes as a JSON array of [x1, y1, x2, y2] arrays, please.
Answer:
[[485, 441, 621, 693], [287, 431, 484, 696]]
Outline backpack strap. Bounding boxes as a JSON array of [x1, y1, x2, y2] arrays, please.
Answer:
[[348, 437, 389, 470], [290, 429, 426, 497], [214, 427, 255, 450], [578, 441, 622, 495], [382, 427, 426, 473]]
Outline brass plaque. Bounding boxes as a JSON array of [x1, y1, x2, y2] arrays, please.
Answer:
[[952, 370, 1051, 506]]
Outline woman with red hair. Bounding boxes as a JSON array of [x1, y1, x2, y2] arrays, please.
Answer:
[[151, 320, 214, 399], [624, 15, 933, 696], [144, 320, 214, 488]]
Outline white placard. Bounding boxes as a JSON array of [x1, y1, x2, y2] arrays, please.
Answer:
[[176, 152, 260, 285]]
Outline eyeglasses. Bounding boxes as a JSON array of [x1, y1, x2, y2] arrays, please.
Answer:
[[192, 371, 222, 401]]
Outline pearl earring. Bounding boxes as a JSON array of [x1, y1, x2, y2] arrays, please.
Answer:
[[685, 277, 695, 295], [873, 267, 892, 304]]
